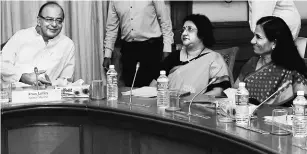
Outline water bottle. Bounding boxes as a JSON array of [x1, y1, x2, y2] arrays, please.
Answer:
[[107, 65, 118, 101], [157, 70, 169, 107], [235, 82, 249, 125], [292, 91, 307, 137]]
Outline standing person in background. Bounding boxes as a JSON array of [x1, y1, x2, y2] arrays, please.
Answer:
[[1, 1, 75, 87], [248, 0, 301, 40], [103, 0, 174, 87]]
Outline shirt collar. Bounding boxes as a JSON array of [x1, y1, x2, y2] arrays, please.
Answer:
[[33, 26, 62, 44]]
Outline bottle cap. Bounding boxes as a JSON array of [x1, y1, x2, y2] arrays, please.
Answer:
[[160, 70, 166, 75], [297, 91, 305, 96], [239, 82, 246, 87], [109, 65, 115, 69]]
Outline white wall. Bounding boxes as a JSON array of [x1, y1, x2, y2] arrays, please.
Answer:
[[294, 1, 307, 19], [192, 1, 307, 22], [192, 1, 247, 22]]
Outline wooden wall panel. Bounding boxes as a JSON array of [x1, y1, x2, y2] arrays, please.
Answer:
[[7, 126, 80, 154]]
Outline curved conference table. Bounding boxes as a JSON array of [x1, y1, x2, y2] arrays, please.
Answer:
[[1, 88, 306, 154]]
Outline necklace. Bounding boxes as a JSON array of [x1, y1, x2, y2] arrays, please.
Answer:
[[186, 47, 206, 62]]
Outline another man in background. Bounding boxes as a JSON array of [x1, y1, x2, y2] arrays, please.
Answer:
[[103, 0, 174, 87], [1, 1, 75, 87]]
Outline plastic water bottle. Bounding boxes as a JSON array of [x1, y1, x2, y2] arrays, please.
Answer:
[[235, 82, 249, 125], [107, 65, 118, 100], [292, 91, 307, 137], [157, 70, 169, 107]]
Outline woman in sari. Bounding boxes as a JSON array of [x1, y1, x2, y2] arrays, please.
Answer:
[[151, 14, 231, 96], [236, 16, 307, 106]]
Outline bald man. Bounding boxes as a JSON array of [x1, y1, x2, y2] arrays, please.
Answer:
[[1, 2, 75, 87]]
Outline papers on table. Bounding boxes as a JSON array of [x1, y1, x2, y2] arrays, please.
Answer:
[[223, 88, 237, 103], [263, 115, 293, 126], [12, 82, 32, 88], [122, 86, 157, 98]]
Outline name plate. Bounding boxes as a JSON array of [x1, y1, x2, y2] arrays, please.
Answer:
[[11, 89, 62, 103]]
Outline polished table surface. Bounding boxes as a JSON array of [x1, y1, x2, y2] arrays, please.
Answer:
[[1, 88, 307, 154]]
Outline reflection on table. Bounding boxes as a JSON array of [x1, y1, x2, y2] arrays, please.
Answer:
[[1, 87, 307, 154]]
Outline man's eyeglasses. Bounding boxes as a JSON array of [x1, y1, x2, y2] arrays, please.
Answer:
[[181, 26, 197, 33], [39, 15, 63, 25]]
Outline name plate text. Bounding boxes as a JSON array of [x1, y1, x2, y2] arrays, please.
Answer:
[[11, 89, 62, 103]]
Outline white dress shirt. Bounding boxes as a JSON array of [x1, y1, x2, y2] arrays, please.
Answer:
[[104, 0, 174, 58], [1, 26, 75, 85], [249, 0, 301, 40]]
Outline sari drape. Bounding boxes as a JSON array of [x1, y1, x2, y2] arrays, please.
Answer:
[[238, 57, 307, 106], [168, 50, 231, 94]]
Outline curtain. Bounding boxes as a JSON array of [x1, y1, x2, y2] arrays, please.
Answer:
[[1, 1, 108, 84]]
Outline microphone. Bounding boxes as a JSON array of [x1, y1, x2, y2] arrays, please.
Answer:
[[34, 67, 39, 90], [129, 62, 140, 104], [249, 80, 291, 117], [188, 75, 229, 115]]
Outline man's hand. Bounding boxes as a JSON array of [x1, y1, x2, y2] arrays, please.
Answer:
[[43, 74, 52, 86], [20, 70, 52, 86], [103, 57, 112, 72], [162, 52, 170, 61]]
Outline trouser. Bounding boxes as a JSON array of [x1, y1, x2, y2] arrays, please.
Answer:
[[120, 37, 163, 87]]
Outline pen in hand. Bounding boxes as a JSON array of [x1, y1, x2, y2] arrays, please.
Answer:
[[34, 67, 39, 90], [44, 74, 52, 86]]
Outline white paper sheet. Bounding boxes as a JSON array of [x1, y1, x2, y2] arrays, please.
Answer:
[[263, 115, 293, 126], [223, 88, 237, 103], [122, 86, 157, 98]]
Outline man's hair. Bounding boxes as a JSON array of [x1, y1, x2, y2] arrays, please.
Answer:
[[182, 14, 215, 48], [257, 16, 307, 77], [38, 1, 64, 19]]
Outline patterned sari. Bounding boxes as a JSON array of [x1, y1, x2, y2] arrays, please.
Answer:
[[237, 57, 307, 106], [168, 49, 231, 94]]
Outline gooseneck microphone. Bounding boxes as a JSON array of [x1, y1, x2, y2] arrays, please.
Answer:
[[187, 63, 226, 116], [129, 62, 140, 104], [34, 67, 39, 90], [249, 80, 291, 117], [188, 77, 218, 115]]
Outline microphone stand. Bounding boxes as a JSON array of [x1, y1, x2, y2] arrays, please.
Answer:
[[249, 80, 291, 117], [129, 62, 140, 105], [177, 75, 229, 119], [34, 67, 39, 90], [118, 62, 149, 108], [174, 78, 218, 120], [187, 77, 217, 116]]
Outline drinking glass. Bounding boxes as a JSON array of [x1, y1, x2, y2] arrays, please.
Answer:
[[216, 99, 235, 123], [90, 80, 105, 100], [271, 108, 291, 135], [165, 89, 181, 112]]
